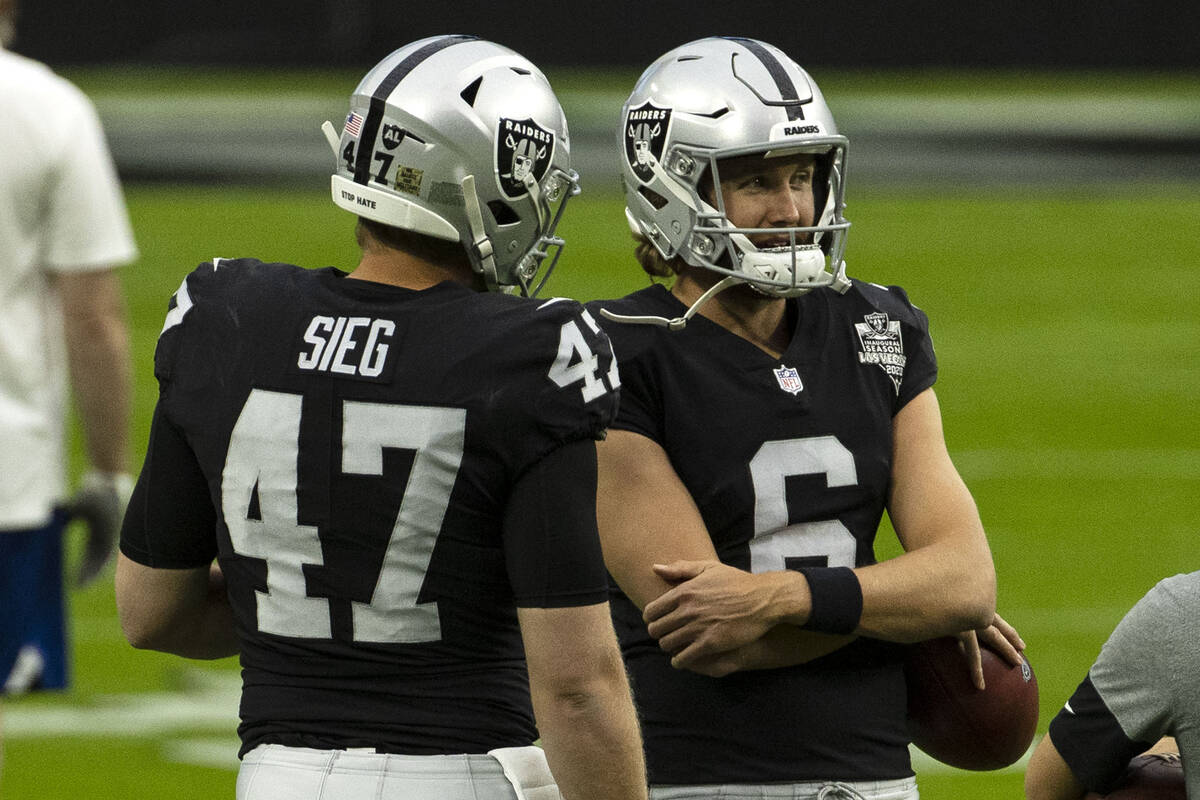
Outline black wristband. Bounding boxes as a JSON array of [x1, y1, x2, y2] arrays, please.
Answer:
[[798, 566, 863, 635]]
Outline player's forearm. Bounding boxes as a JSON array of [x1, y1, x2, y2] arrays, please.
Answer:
[[533, 668, 648, 800], [1024, 731, 1088, 800], [169, 565, 239, 659], [725, 626, 854, 671], [754, 528, 993, 643], [62, 281, 132, 473], [676, 624, 854, 677], [853, 532, 996, 642], [139, 599, 238, 660], [116, 558, 239, 660]]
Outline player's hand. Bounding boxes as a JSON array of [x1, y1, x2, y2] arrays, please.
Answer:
[[66, 471, 135, 587], [957, 612, 1026, 690], [682, 647, 747, 678], [977, 612, 1025, 665], [643, 560, 780, 668]]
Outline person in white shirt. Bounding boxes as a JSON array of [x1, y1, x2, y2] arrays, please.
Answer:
[[0, 0, 138, 761]]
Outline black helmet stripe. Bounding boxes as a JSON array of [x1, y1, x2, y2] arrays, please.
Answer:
[[725, 36, 804, 121], [353, 34, 479, 185]]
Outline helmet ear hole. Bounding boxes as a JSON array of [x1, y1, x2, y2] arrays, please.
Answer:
[[487, 200, 520, 226], [638, 186, 669, 210]]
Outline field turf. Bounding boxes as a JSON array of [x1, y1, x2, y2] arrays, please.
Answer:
[[2, 175, 1197, 798]]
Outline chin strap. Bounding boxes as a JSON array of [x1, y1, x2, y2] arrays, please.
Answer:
[[598, 276, 742, 331]]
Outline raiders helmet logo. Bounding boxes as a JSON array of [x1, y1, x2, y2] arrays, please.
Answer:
[[497, 117, 554, 199], [624, 101, 672, 183]]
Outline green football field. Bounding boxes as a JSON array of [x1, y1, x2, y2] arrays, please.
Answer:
[[3, 111, 1198, 797]]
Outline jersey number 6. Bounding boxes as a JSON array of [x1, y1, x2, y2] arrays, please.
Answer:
[[748, 435, 859, 572]]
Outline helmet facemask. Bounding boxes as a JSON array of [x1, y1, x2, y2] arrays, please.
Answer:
[[677, 142, 850, 298], [610, 37, 853, 329]]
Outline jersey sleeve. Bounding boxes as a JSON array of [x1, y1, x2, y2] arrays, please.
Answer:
[[501, 438, 609, 608], [1047, 573, 1196, 793], [499, 298, 621, 474], [894, 291, 937, 410], [154, 259, 223, 387], [154, 258, 263, 397], [857, 282, 938, 412], [119, 400, 218, 568], [127, 260, 247, 567], [584, 300, 663, 443]]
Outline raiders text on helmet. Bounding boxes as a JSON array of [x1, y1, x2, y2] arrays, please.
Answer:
[[323, 35, 579, 296], [619, 36, 851, 299]]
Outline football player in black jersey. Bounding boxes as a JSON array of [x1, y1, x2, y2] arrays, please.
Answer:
[[590, 37, 1023, 798], [114, 36, 646, 800]]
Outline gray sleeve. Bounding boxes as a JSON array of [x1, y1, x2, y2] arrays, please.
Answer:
[[1089, 573, 1190, 743], [1047, 571, 1199, 793], [1091, 572, 1197, 743]]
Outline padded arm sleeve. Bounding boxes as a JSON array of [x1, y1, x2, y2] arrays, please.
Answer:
[[502, 438, 609, 608]]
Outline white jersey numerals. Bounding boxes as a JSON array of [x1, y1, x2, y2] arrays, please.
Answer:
[[548, 310, 619, 402], [222, 389, 465, 643], [747, 435, 859, 572], [223, 391, 330, 638]]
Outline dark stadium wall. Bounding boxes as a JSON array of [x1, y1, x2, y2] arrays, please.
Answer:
[[10, 0, 1199, 69]]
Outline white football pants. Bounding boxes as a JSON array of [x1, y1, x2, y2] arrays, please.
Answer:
[[648, 776, 918, 800], [237, 744, 560, 800]]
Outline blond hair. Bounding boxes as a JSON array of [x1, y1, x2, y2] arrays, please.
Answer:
[[633, 232, 688, 280]]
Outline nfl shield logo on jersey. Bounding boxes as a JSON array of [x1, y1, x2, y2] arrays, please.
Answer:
[[497, 117, 554, 199], [773, 365, 804, 395]]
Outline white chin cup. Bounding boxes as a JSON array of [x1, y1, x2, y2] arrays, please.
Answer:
[[738, 245, 827, 297]]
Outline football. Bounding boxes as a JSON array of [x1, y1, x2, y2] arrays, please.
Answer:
[[1083, 753, 1186, 799], [904, 636, 1038, 771]]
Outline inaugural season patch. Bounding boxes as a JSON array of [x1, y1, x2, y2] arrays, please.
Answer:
[[497, 117, 554, 199], [624, 101, 672, 182], [854, 312, 906, 394]]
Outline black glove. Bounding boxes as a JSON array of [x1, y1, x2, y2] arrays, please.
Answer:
[[64, 471, 134, 587]]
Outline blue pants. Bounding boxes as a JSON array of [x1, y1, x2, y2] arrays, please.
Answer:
[[0, 511, 69, 694]]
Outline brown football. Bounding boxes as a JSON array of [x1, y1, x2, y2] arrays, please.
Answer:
[[1083, 753, 1186, 799], [904, 636, 1038, 771]]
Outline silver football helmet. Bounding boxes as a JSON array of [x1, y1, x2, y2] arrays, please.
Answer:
[[619, 36, 851, 299], [322, 35, 579, 296]]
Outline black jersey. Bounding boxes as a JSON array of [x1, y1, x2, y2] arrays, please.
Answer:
[[588, 281, 937, 784], [121, 259, 619, 757]]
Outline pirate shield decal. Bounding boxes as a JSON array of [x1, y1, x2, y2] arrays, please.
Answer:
[[624, 101, 672, 183], [497, 117, 554, 199]]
